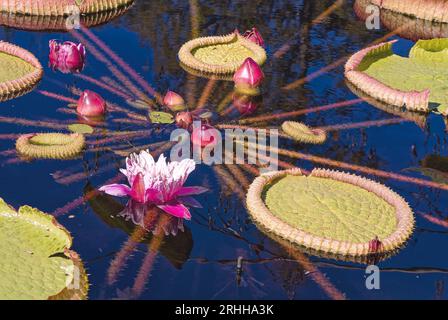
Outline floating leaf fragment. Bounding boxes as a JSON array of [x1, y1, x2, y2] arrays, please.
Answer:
[[281, 121, 327, 144], [68, 123, 94, 134], [149, 111, 174, 124]]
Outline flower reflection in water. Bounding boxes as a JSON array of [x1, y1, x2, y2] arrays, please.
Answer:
[[119, 200, 185, 236]]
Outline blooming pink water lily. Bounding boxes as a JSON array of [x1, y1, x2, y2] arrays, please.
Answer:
[[99, 151, 207, 220], [77, 90, 107, 117], [243, 27, 265, 47], [233, 57, 264, 90], [163, 91, 186, 111], [49, 40, 86, 73]]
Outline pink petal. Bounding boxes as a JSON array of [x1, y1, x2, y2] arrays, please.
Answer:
[[176, 186, 208, 197], [178, 196, 202, 208], [145, 187, 164, 203], [157, 203, 191, 220], [129, 172, 146, 203], [99, 184, 131, 197]]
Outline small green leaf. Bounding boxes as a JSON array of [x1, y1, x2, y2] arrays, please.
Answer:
[[149, 111, 174, 124], [198, 111, 213, 119], [68, 124, 94, 134], [126, 99, 151, 110]]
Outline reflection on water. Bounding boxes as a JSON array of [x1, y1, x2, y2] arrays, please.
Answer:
[[0, 0, 447, 300]]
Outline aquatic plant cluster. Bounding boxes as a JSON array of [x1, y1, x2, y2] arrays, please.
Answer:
[[0, 0, 447, 300]]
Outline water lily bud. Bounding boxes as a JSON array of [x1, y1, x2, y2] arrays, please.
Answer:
[[49, 40, 86, 73], [233, 93, 260, 116], [77, 90, 106, 117], [163, 91, 186, 111], [243, 27, 265, 47], [191, 123, 219, 148], [175, 111, 193, 129], [233, 58, 264, 95]]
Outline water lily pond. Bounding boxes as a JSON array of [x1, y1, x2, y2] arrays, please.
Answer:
[[0, 0, 447, 300]]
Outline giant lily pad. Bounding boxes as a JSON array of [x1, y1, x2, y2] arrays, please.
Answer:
[[345, 39, 448, 116], [354, 0, 448, 41], [0, 42, 42, 102], [370, 0, 448, 23], [246, 168, 414, 258], [0, 0, 135, 16], [0, 198, 88, 300], [178, 32, 267, 74], [16, 133, 85, 160], [346, 80, 428, 129], [0, 4, 134, 32]]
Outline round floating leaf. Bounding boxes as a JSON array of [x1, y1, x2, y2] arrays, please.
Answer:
[[281, 121, 327, 144], [149, 111, 174, 124], [178, 32, 267, 74], [0, 0, 135, 16], [0, 42, 42, 102], [0, 198, 88, 300], [369, 0, 448, 23], [16, 133, 85, 160], [345, 39, 448, 116], [246, 168, 414, 258], [0, 3, 134, 32], [354, 0, 448, 41], [68, 124, 94, 134]]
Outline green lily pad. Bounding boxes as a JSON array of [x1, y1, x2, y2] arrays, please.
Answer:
[[68, 124, 94, 134], [351, 39, 448, 115], [264, 175, 397, 243], [246, 169, 415, 258], [0, 198, 88, 300], [149, 111, 174, 124]]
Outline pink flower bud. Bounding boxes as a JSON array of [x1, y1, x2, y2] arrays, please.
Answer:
[[233, 93, 260, 116], [163, 91, 186, 111], [49, 40, 86, 73], [191, 123, 219, 148], [77, 90, 106, 117], [233, 58, 264, 93], [175, 112, 193, 129], [243, 27, 265, 47]]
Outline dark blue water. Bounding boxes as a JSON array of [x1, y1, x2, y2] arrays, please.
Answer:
[[0, 0, 447, 300]]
